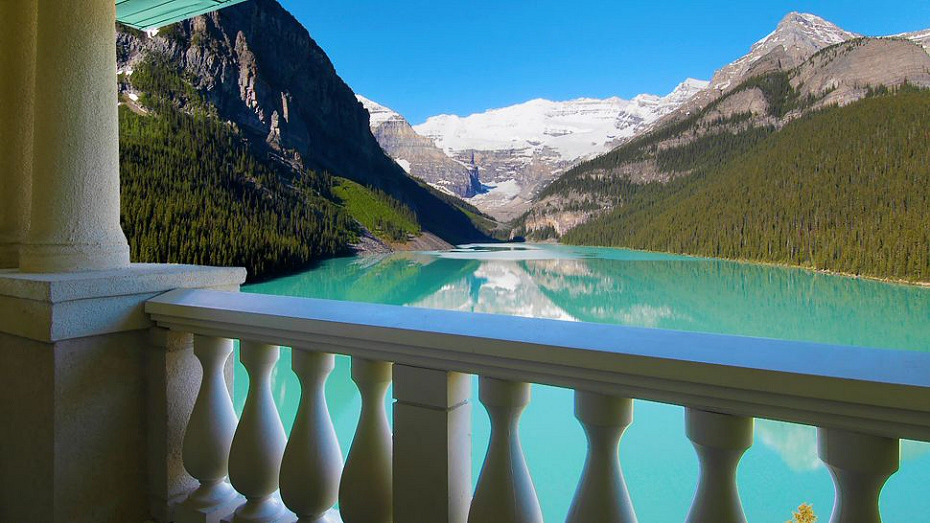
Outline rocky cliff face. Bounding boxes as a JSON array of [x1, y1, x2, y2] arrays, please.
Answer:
[[357, 96, 481, 198], [792, 38, 930, 107], [712, 13, 858, 91], [119, 0, 389, 185], [116, 0, 488, 244]]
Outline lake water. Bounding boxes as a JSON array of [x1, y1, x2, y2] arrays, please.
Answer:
[[241, 244, 930, 523]]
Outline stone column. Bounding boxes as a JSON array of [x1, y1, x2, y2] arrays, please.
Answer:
[[19, 0, 130, 273], [0, 1, 36, 268], [393, 365, 472, 523]]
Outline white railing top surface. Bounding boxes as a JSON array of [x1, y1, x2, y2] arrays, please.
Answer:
[[146, 288, 930, 441]]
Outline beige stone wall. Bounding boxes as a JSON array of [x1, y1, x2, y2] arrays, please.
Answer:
[[0, 322, 235, 523], [0, 330, 150, 523], [53, 331, 150, 523], [0, 332, 54, 522], [0, 264, 245, 523]]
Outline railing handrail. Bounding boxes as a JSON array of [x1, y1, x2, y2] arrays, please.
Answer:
[[145, 288, 930, 441]]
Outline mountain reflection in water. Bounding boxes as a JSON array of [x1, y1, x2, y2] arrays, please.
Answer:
[[254, 243, 930, 351]]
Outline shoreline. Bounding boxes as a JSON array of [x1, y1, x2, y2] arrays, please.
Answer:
[[254, 239, 930, 290], [555, 241, 930, 289]]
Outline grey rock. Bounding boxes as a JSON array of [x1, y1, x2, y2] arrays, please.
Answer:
[[358, 96, 481, 198]]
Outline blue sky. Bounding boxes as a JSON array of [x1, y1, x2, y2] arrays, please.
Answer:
[[280, 1, 930, 124]]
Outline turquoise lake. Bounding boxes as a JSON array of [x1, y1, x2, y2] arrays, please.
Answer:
[[240, 244, 930, 522]]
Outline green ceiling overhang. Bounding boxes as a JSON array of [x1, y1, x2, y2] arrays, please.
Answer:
[[116, 0, 249, 31]]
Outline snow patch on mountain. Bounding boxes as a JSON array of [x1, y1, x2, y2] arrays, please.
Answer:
[[357, 95, 403, 129], [395, 158, 411, 173], [898, 29, 930, 55], [414, 78, 708, 163]]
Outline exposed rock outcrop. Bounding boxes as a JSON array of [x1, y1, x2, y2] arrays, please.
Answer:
[[357, 96, 481, 198], [792, 38, 930, 108], [672, 12, 859, 120]]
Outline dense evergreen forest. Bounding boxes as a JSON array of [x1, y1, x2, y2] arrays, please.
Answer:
[[563, 89, 930, 282]]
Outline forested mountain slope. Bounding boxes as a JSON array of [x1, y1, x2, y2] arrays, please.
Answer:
[[120, 54, 360, 280], [563, 89, 930, 282], [518, 36, 930, 238], [115, 0, 492, 280]]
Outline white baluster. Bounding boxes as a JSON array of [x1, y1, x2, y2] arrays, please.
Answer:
[[685, 408, 753, 523], [280, 351, 342, 523], [566, 391, 636, 523], [817, 428, 899, 523], [228, 342, 288, 523], [339, 358, 393, 523], [177, 336, 241, 523], [468, 377, 542, 523]]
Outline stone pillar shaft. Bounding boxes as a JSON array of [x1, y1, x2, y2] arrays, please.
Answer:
[[0, 1, 36, 268], [20, 0, 130, 272], [393, 365, 472, 523]]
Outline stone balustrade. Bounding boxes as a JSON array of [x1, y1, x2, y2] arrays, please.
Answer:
[[146, 289, 930, 523]]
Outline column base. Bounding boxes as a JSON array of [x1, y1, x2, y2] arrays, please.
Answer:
[[18, 240, 130, 273], [221, 494, 296, 523], [176, 492, 245, 523]]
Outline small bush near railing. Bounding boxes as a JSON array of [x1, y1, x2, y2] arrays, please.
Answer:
[[787, 503, 817, 523]]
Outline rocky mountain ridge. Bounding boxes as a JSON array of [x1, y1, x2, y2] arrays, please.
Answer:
[[357, 95, 481, 198], [663, 13, 858, 126], [518, 13, 930, 238]]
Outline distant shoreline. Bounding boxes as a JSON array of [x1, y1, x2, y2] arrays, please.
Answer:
[[551, 241, 930, 289], [262, 240, 930, 290]]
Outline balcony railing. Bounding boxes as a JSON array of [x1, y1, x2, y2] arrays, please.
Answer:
[[145, 288, 930, 523]]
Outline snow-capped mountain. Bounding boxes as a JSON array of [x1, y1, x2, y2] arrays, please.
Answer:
[[409, 79, 707, 220], [417, 78, 707, 161], [357, 95, 481, 197], [358, 95, 402, 129]]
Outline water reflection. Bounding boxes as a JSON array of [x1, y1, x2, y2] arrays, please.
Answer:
[[755, 421, 823, 472], [756, 420, 930, 472], [253, 244, 930, 352]]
